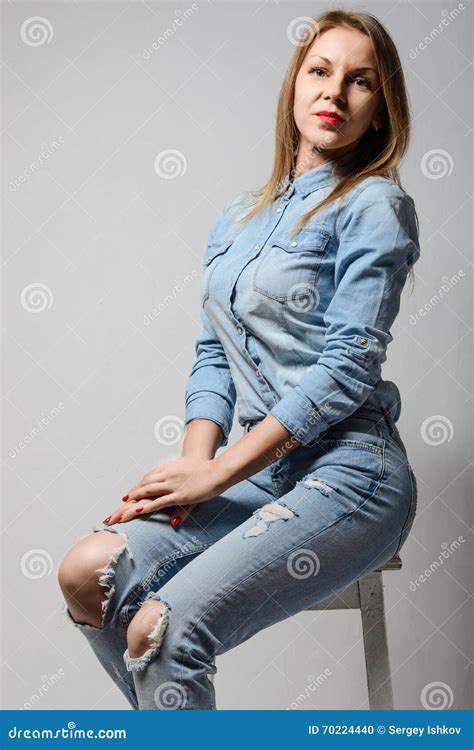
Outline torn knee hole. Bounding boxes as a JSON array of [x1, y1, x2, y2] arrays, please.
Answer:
[[300, 476, 335, 496], [243, 500, 297, 538], [123, 596, 170, 673], [61, 533, 133, 629]]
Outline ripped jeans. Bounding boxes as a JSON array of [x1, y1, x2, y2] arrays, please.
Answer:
[[62, 406, 418, 710]]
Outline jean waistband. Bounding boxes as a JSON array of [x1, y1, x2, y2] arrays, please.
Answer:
[[242, 405, 397, 437]]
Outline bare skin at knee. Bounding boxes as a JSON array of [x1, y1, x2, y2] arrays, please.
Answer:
[[127, 600, 168, 660], [58, 531, 128, 628]]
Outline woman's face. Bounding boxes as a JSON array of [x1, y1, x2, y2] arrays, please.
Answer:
[[293, 26, 383, 164]]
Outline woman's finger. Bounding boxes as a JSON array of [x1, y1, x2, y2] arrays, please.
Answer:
[[104, 493, 181, 525], [121, 470, 165, 501], [123, 481, 171, 504], [170, 503, 197, 528]]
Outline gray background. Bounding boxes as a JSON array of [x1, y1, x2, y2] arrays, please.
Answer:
[[1, 0, 472, 710]]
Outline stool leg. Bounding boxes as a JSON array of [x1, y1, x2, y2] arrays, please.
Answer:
[[358, 573, 394, 709]]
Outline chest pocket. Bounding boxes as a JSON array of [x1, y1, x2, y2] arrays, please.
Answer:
[[201, 239, 234, 303], [252, 228, 331, 303]]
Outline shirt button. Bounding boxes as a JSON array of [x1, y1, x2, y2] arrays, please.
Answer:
[[290, 241, 297, 247], [358, 337, 368, 345], [276, 207, 282, 213], [254, 245, 260, 250], [236, 324, 244, 334], [255, 368, 260, 377]]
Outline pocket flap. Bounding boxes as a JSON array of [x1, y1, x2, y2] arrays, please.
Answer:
[[270, 228, 331, 253], [204, 239, 234, 266]]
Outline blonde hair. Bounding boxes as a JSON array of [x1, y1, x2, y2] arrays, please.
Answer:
[[238, 9, 418, 289]]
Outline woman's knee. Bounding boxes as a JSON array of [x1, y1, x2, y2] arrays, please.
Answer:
[[58, 530, 128, 628], [126, 598, 169, 664]]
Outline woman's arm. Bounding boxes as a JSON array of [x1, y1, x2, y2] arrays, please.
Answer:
[[181, 418, 225, 460], [212, 413, 301, 490]]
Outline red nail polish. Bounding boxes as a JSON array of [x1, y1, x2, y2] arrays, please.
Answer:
[[135, 507, 143, 514], [122, 495, 129, 501], [171, 516, 182, 528], [102, 516, 111, 524]]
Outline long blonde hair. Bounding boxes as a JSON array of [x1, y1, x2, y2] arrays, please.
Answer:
[[238, 9, 418, 289]]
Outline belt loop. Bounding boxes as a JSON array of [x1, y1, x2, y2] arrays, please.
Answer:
[[380, 406, 395, 435]]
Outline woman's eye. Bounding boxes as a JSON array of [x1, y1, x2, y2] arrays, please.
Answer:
[[309, 67, 326, 77], [309, 67, 371, 89], [352, 77, 370, 89]]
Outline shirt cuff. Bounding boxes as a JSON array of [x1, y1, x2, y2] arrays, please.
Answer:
[[269, 387, 330, 447], [184, 400, 233, 447]]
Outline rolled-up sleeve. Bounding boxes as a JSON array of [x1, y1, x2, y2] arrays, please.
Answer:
[[269, 181, 421, 447], [184, 204, 237, 446]]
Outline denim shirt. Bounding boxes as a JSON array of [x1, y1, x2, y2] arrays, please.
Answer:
[[184, 159, 420, 448]]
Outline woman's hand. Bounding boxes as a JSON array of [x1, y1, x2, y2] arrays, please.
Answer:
[[101, 456, 228, 527]]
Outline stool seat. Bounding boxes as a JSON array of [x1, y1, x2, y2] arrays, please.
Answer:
[[305, 554, 402, 709]]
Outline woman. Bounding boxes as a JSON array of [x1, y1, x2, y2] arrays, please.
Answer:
[[58, 9, 420, 710]]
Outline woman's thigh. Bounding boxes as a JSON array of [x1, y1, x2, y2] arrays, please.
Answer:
[[89, 462, 277, 622], [142, 425, 416, 661]]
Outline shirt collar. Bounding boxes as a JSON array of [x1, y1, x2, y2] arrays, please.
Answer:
[[288, 158, 338, 198]]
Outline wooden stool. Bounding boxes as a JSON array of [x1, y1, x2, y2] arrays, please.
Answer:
[[305, 554, 402, 709]]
